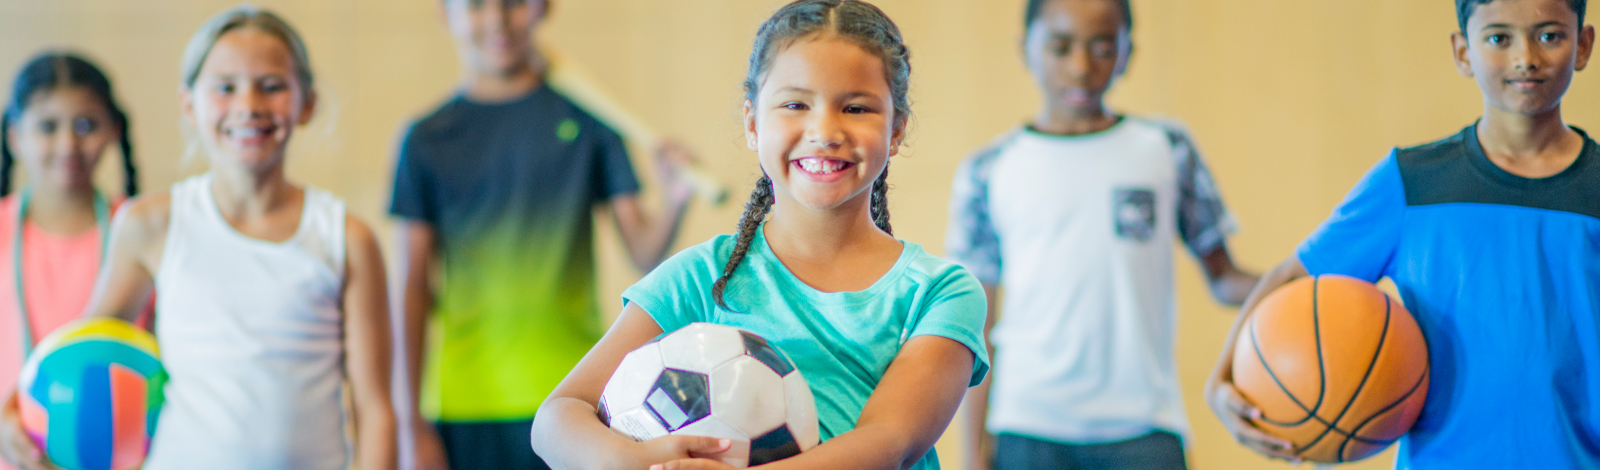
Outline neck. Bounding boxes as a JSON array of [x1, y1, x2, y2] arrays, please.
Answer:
[[1033, 102, 1118, 136], [763, 193, 889, 263], [462, 53, 546, 103], [22, 183, 99, 235], [209, 163, 294, 219], [1477, 104, 1573, 159]]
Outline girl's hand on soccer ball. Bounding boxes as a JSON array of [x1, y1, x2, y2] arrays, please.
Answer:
[[648, 458, 739, 470], [639, 435, 735, 469]]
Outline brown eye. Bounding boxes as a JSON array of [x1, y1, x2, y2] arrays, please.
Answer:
[[36, 119, 58, 134]]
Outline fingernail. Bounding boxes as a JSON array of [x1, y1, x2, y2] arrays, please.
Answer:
[[650, 465, 662, 470], [1249, 408, 1262, 420], [719, 438, 731, 448]]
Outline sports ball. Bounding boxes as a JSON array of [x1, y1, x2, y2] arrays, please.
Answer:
[[18, 317, 164, 470], [1232, 274, 1429, 463], [599, 323, 819, 467]]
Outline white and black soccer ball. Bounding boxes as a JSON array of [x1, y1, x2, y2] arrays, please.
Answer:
[[599, 322, 820, 467]]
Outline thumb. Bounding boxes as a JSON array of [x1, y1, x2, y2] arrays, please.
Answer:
[[679, 436, 732, 455]]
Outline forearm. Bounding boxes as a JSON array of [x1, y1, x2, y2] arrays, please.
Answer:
[[530, 397, 644, 470], [961, 379, 993, 467], [356, 401, 399, 470], [1208, 258, 1307, 385], [1209, 269, 1260, 307], [622, 198, 690, 272]]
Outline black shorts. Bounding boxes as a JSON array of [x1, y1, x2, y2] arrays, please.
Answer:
[[435, 420, 551, 470], [995, 431, 1188, 470]]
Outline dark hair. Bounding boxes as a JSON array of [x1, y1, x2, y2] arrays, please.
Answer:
[[714, 0, 907, 312], [1025, 0, 1133, 33], [1, 52, 138, 197], [1457, 0, 1586, 32]]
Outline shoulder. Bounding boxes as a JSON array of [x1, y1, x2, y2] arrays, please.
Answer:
[[899, 242, 987, 297], [1393, 126, 1471, 173], [545, 89, 626, 141], [656, 234, 738, 277], [1124, 115, 1200, 150], [342, 215, 383, 271], [115, 191, 174, 249], [398, 96, 471, 149], [955, 128, 1024, 181]]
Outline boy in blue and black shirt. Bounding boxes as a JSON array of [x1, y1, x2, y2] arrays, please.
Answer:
[[1207, 0, 1596, 468]]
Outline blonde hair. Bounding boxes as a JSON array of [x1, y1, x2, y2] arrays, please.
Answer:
[[179, 4, 315, 101]]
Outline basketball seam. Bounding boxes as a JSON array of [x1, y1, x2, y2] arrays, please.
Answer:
[[1345, 364, 1431, 446], [1251, 309, 1320, 427], [1310, 292, 1392, 462]]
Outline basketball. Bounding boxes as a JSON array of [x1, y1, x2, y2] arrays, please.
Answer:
[[17, 317, 165, 470], [1231, 274, 1429, 463]]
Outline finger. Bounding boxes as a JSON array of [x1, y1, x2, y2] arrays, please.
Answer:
[[651, 458, 724, 470], [1219, 385, 1263, 420], [676, 436, 732, 455]]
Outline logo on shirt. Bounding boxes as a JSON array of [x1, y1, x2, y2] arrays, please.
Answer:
[[1113, 188, 1156, 242], [557, 118, 580, 143]]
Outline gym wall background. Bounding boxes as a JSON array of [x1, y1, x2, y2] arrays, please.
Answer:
[[1, 1, 1592, 469]]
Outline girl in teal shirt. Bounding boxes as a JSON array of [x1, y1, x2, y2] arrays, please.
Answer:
[[529, 1, 989, 469]]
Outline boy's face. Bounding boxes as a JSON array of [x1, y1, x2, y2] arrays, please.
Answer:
[[445, 0, 547, 77], [1023, 0, 1131, 115], [1452, 0, 1595, 116]]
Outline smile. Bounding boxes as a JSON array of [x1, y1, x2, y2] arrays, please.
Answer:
[[793, 157, 854, 175]]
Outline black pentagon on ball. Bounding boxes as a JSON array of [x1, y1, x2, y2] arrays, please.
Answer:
[[597, 396, 612, 426], [748, 424, 802, 465], [646, 369, 711, 432], [740, 331, 796, 376]]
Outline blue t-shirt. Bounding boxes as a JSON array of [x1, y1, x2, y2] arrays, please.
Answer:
[[622, 227, 991, 470], [1296, 124, 1600, 469]]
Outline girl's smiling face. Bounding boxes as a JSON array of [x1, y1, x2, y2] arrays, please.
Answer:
[[744, 34, 904, 214], [182, 27, 314, 171], [7, 86, 117, 193]]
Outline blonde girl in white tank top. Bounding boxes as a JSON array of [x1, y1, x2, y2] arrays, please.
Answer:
[[0, 6, 397, 470]]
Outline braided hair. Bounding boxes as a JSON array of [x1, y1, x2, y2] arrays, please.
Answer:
[[1, 52, 138, 197], [712, 0, 909, 312]]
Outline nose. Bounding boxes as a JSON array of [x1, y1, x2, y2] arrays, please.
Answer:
[[1512, 36, 1542, 72], [805, 108, 845, 149], [233, 83, 269, 119], [1065, 44, 1092, 80]]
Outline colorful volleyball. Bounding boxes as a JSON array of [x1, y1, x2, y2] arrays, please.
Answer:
[[17, 317, 163, 470]]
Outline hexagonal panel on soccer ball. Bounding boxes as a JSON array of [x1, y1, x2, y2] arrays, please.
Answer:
[[601, 341, 664, 412], [660, 323, 748, 373], [709, 355, 789, 437]]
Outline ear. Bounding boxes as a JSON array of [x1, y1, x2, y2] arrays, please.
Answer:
[[179, 85, 198, 127], [743, 100, 758, 151], [534, 0, 551, 23], [1576, 24, 1594, 72], [297, 90, 318, 126], [1451, 31, 1475, 78], [888, 118, 906, 158], [1115, 37, 1135, 78]]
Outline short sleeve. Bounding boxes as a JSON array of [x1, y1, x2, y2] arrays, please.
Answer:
[[621, 238, 724, 333], [1160, 121, 1238, 258], [388, 126, 437, 224], [591, 122, 641, 202], [1296, 151, 1406, 282], [908, 266, 992, 387], [944, 145, 1006, 286]]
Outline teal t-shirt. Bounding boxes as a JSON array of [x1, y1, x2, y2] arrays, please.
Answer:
[[621, 227, 990, 470]]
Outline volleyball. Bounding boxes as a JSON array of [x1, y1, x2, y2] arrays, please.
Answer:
[[17, 317, 164, 470]]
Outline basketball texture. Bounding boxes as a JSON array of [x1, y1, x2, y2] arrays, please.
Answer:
[[1232, 274, 1429, 463]]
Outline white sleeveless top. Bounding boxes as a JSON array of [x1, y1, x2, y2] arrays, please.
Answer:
[[146, 174, 350, 470]]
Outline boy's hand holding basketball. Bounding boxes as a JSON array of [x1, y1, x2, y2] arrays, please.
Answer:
[[1205, 378, 1298, 463]]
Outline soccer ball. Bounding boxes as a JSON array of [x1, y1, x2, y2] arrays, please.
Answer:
[[599, 323, 819, 467]]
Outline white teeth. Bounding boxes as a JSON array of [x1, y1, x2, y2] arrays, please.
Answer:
[[798, 159, 844, 174], [228, 127, 268, 138]]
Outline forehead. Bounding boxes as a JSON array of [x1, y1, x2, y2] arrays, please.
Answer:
[[22, 86, 108, 117], [1468, 0, 1578, 29], [1032, 0, 1126, 36], [762, 35, 889, 97], [198, 27, 296, 77]]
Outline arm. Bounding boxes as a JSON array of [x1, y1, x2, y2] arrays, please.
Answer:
[[530, 303, 735, 470], [1203, 256, 1304, 461], [344, 217, 397, 470], [0, 195, 170, 470], [610, 140, 696, 272], [1199, 245, 1260, 307], [393, 220, 450, 470], [961, 284, 1000, 470], [658, 335, 977, 470]]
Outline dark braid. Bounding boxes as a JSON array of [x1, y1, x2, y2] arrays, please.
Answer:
[[2, 52, 139, 198], [0, 115, 14, 196], [870, 163, 891, 235], [712, 175, 776, 312]]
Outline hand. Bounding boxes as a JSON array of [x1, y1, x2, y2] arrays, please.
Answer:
[[1206, 379, 1300, 463], [653, 139, 697, 205], [0, 390, 56, 470], [411, 420, 450, 470], [640, 435, 734, 469]]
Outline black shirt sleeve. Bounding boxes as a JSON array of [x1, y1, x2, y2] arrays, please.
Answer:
[[592, 121, 641, 202], [389, 125, 438, 224]]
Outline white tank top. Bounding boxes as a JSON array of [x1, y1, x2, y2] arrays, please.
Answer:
[[146, 174, 350, 470]]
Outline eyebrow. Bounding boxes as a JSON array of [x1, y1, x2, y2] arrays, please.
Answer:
[[1480, 20, 1568, 30]]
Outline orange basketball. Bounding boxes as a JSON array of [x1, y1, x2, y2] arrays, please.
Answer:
[[1232, 274, 1430, 463]]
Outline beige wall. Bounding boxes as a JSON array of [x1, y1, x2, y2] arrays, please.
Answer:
[[2, 0, 1594, 469]]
